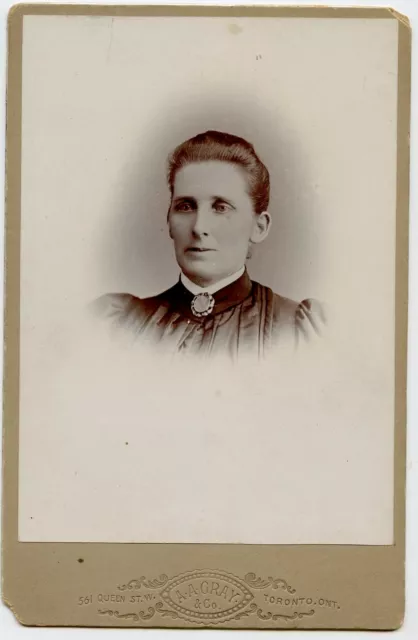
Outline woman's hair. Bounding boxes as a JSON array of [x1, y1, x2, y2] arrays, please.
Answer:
[[167, 130, 270, 214]]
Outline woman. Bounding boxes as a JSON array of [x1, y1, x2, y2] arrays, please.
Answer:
[[93, 130, 324, 360]]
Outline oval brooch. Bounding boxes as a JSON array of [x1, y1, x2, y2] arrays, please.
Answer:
[[191, 292, 215, 317]]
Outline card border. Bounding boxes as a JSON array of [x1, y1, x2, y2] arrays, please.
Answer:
[[2, 4, 411, 630]]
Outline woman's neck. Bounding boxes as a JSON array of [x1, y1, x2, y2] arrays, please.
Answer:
[[180, 267, 246, 295]]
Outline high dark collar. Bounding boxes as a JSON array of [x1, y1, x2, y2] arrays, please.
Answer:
[[165, 270, 253, 321]]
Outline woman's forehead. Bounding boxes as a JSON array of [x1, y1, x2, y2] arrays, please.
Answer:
[[173, 161, 250, 200]]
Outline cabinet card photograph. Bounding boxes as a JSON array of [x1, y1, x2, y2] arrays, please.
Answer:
[[2, 4, 410, 630]]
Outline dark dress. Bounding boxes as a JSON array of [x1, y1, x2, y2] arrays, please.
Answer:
[[92, 270, 324, 361]]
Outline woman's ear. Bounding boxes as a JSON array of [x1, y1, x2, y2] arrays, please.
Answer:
[[250, 211, 272, 244]]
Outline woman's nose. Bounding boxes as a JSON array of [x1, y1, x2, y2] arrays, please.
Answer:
[[192, 206, 211, 236]]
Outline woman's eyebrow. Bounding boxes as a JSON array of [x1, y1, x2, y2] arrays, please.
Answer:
[[212, 196, 236, 206], [172, 196, 197, 204]]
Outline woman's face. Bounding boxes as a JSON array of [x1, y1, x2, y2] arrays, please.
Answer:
[[168, 160, 270, 287]]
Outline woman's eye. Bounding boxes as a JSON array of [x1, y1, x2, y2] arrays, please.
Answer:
[[213, 202, 230, 213], [175, 202, 194, 212]]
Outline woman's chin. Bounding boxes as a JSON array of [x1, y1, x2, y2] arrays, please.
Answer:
[[181, 260, 217, 279], [181, 265, 223, 287]]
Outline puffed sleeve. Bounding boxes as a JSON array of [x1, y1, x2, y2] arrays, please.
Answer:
[[88, 293, 137, 326], [295, 298, 326, 341]]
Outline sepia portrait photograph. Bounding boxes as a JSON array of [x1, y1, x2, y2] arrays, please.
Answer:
[[2, 2, 411, 630], [91, 127, 325, 360], [4, 4, 408, 553]]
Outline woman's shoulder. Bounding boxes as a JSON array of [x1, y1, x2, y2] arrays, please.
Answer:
[[89, 290, 170, 323], [254, 282, 326, 338], [294, 298, 327, 338], [89, 292, 140, 319]]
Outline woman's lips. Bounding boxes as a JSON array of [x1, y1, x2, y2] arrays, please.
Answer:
[[186, 247, 215, 259]]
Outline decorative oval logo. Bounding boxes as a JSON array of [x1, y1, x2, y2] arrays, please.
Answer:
[[160, 570, 254, 622]]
